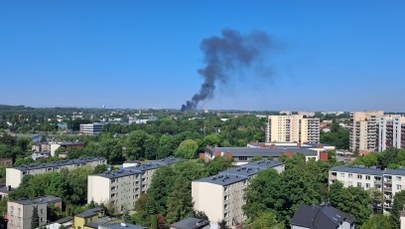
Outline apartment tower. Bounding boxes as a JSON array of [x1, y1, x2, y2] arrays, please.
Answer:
[[349, 111, 384, 153]]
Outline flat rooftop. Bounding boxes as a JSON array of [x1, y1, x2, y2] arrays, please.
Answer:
[[12, 195, 62, 205], [13, 157, 106, 171], [207, 146, 318, 157]]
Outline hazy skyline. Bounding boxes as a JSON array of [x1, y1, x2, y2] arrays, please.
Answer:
[[1, 1, 404, 111]]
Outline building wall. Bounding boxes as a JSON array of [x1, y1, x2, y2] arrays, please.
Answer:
[[87, 176, 111, 206], [6, 168, 22, 188], [192, 182, 224, 225], [7, 202, 47, 229], [350, 111, 384, 152], [267, 115, 319, 144]]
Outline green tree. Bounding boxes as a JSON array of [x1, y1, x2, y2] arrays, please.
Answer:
[[166, 176, 194, 223], [144, 135, 158, 160], [31, 206, 39, 229], [126, 130, 148, 160], [251, 156, 263, 162], [330, 181, 372, 226], [391, 190, 405, 229], [157, 134, 176, 159], [175, 139, 198, 159], [218, 219, 229, 229], [248, 211, 285, 229], [361, 214, 393, 229], [147, 166, 176, 215]]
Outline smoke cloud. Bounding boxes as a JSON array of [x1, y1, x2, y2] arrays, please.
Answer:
[[181, 29, 272, 111]]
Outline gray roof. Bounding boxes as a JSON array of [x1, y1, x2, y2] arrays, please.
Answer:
[[102, 223, 146, 229], [13, 195, 62, 205], [330, 166, 383, 176], [84, 217, 111, 228], [14, 157, 106, 171], [0, 185, 14, 193], [291, 205, 355, 228], [76, 208, 103, 218], [171, 217, 210, 229], [95, 169, 142, 179], [384, 169, 405, 176], [208, 146, 318, 157], [196, 173, 248, 186], [55, 216, 74, 224], [220, 160, 283, 177]]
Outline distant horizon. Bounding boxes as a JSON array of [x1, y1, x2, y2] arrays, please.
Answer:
[[2, 103, 405, 114], [1, 1, 405, 111]]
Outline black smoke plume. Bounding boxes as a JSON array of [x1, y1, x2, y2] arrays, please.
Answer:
[[181, 29, 272, 111]]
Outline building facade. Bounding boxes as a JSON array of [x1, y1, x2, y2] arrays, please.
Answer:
[[329, 166, 405, 211], [7, 196, 62, 229], [266, 115, 320, 144], [192, 160, 284, 227], [87, 158, 178, 212], [80, 123, 104, 135], [349, 111, 384, 153], [6, 157, 107, 188], [378, 115, 405, 152]]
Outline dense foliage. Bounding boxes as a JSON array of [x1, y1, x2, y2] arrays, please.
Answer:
[[320, 120, 349, 149], [353, 148, 405, 169], [131, 157, 233, 227]]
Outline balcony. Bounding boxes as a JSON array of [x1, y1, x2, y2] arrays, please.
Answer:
[[384, 186, 392, 191]]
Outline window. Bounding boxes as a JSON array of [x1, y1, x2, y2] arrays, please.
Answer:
[[357, 182, 362, 187], [224, 195, 229, 201], [224, 204, 228, 210], [366, 176, 371, 180], [366, 183, 370, 188], [348, 173, 353, 178], [357, 175, 363, 179], [397, 185, 402, 190], [224, 186, 229, 192], [397, 176, 402, 182], [40, 208, 44, 214], [340, 173, 345, 177], [224, 212, 229, 218]]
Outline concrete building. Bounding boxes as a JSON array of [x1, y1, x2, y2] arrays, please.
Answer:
[[192, 160, 284, 227], [378, 115, 405, 152], [349, 111, 384, 153], [291, 205, 355, 229], [201, 143, 333, 165], [329, 166, 405, 211], [7, 196, 62, 229], [87, 157, 179, 212], [6, 157, 107, 188], [80, 123, 104, 135], [266, 115, 320, 144]]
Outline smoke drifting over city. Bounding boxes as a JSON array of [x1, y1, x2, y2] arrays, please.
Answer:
[[181, 29, 272, 111]]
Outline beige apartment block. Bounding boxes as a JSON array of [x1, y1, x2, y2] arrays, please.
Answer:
[[266, 115, 320, 144], [378, 115, 405, 152], [349, 111, 384, 153], [7, 196, 62, 229], [6, 157, 107, 188], [192, 160, 284, 227], [88, 157, 178, 212], [329, 166, 405, 211]]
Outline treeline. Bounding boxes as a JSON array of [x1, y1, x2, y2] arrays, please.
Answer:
[[353, 148, 405, 169], [320, 120, 349, 149], [62, 115, 266, 164], [131, 157, 233, 228]]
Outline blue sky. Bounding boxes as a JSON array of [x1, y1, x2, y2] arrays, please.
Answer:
[[0, 1, 404, 111]]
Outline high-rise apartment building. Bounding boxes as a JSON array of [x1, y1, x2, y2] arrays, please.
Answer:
[[266, 115, 320, 144], [192, 160, 284, 227], [349, 111, 384, 153], [378, 115, 405, 152]]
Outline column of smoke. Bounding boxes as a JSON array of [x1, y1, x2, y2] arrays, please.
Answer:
[[181, 29, 272, 111]]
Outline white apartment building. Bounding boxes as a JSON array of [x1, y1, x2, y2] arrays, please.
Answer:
[[80, 123, 104, 135], [87, 157, 178, 212], [192, 160, 284, 227], [378, 115, 405, 152], [7, 196, 62, 229], [329, 166, 405, 211], [266, 115, 320, 144], [6, 157, 107, 188], [349, 111, 384, 153]]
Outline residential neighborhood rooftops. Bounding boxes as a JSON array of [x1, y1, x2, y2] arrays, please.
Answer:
[[291, 205, 355, 228], [219, 160, 282, 177], [330, 166, 384, 176], [207, 146, 318, 157], [76, 208, 103, 218], [96, 169, 141, 179], [384, 169, 405, 176], [101, 223, 146, 229], [13, 157, 106, 171], [170, 217, 210, 229]]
